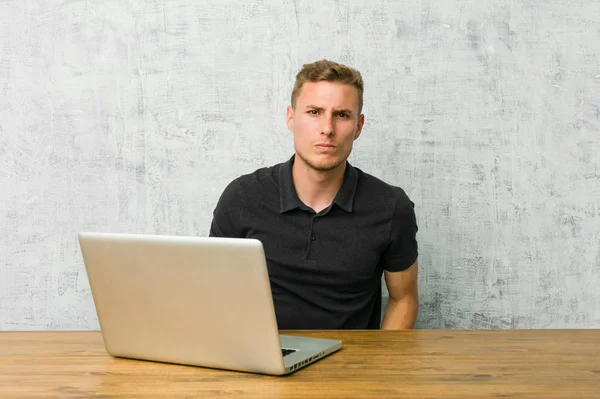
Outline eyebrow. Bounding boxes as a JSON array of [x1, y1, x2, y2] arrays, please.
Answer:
[[305, 105, 354, 116]]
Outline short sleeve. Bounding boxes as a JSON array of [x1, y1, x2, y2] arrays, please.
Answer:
[[209, 179, 244, 238], [380, 190, 419, 272]]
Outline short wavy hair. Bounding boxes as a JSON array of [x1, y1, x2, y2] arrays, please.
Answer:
[[291, 59, 364, 114]]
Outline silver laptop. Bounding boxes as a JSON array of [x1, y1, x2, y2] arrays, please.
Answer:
[[78, 232, 341, 375]]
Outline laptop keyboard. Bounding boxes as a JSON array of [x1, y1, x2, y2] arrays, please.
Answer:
[[281, 348, 297, 357]]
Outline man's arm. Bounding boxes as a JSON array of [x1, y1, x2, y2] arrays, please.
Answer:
[[381, 259, 419, 330], [209, 180, 244, 238]]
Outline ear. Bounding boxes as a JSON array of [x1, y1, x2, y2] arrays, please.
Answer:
[[286, 106, 295, 132], [354, 114, 365, 140]]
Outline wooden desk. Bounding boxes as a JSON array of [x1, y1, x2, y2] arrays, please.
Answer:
[[1, 330, 599, 398]]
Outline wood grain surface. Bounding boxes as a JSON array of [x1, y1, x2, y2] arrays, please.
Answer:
[[1, 330, 599, 398]]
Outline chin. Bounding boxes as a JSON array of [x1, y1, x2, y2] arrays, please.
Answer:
[[312, 163, 340, 172], [300, 153, 346, 172]]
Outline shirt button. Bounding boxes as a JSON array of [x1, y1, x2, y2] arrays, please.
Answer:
[[314, 216, 319, 221], [311, 236, 316, 241]]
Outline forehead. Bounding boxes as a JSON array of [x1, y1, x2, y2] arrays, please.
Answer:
[[296, 81, 359, 109]]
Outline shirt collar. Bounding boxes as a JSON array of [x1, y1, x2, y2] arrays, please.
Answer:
[[278, 155, 358, 213]]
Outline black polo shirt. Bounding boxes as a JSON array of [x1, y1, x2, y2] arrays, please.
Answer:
[[209, 155, 418, 329]]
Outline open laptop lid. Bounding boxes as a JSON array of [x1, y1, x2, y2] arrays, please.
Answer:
[[78, 232, 286, 375]]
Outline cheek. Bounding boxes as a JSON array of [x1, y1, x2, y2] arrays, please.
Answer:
[[296, 116, 314, 129], [293, 121, 311, 147], [338, 124, 357, 143], [294, 118, 314, 137]]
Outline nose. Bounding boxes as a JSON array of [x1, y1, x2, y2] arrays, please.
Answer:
[[321, 116, 334, 136]]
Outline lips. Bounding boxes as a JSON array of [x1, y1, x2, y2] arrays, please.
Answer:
[[315, 143, 335, 148]]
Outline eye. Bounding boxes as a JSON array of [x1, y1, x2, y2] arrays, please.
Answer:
[[337, 112, 349, 118], [308, 109, 319, 115]]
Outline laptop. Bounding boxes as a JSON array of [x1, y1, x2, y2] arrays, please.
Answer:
[[77, 232, 342, 375]]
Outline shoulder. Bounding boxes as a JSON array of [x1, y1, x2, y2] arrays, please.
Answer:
[[219, 161, 282, 200], [354, 166, 414, 209]]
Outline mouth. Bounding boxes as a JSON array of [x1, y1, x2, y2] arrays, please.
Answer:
[[315, 143, 336, 149]]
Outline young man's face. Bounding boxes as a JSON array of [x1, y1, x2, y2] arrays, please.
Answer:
[[286, 81, 364, 173]]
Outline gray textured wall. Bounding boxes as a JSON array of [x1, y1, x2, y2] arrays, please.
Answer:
[[1, 0, 599, 330]]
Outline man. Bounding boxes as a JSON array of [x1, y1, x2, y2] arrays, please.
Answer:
[[210, 59, 419, 330]]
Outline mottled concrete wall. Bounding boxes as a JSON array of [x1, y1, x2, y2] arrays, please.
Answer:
[[1, 0, 599, 330]]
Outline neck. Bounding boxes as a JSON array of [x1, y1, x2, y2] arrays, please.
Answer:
[[292, 155, 346, 213]]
